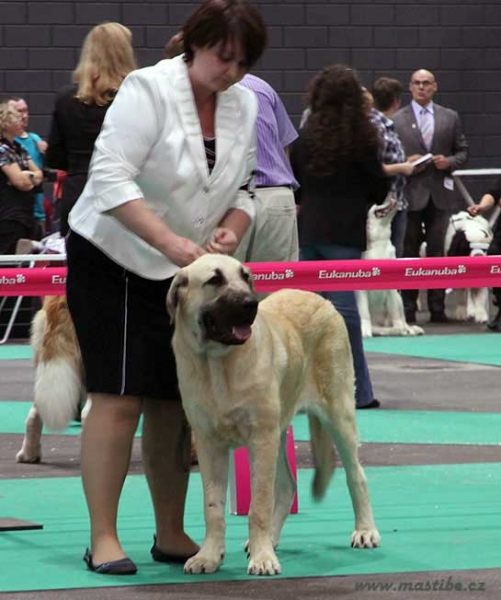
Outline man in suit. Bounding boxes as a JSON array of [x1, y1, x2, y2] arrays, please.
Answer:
[[393, 69, 469, 323]]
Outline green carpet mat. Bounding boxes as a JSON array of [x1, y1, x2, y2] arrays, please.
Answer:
[[292, 411, 501, 445], [3, 402, 501, 445], [3, 334, 501, 365], [1, 464, 501, 592], [363, 334, 501, 366], [0, 401, 143, 437], [0, 345, 31, 360]]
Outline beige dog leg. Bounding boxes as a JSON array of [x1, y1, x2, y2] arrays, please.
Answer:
[[16, 405, 43, 463], [247, 429, 282, 575], [330, 415, 380, 548], [184, 434, 229, 574]]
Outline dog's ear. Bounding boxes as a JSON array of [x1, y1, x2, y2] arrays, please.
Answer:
[[167, 270, 188, 323], [241, 264, 256, 295]]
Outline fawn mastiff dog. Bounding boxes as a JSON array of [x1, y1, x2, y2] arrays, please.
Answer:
[[167, 254, 380, 576]]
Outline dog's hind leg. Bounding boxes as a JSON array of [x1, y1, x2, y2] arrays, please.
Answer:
[[271, 428, 298, 548], [183, 433, 230, 574], [16, 405, 43, 463], [455, 289, 468, 321], [328, 409, 380, 548]]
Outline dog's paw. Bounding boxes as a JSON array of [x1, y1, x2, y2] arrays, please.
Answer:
[[407, 325, 424, 336], [471, 310, 489, 324], [361, 322, 373, 338], [16, 446, 41, 463], [184, 551, 223, 574], [248, 550, 282, 576], [351, 528, 381, 549]]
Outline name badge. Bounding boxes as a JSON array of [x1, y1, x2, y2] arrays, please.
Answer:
[[444, 177, 454, 191]]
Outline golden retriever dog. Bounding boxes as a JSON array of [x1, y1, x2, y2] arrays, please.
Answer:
[[167, 254, 380, 576], [16, 296, 89, 463], [357, 199, 424, 337]]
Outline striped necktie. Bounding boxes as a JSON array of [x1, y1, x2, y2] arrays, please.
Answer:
[[420, 108, 433, 150]]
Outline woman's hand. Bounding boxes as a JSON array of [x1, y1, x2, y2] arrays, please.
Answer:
[[166, 235, 206, 267], [467, 194, 495, 217], [400, 161, 415, 177], [467, 205, 483, 216], [206, 227, 239, 255], [20, 171, 36, 190]]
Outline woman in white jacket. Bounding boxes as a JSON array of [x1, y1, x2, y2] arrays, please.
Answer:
[[67, 0, 267, 575]]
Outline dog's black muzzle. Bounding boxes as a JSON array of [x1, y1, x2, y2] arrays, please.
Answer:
[[201, 292, 258, 346]]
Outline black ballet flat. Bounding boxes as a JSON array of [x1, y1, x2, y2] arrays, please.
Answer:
[[357, 399, 381, 410], [150, 535, 198, 564], [83, 548, 137, 575]]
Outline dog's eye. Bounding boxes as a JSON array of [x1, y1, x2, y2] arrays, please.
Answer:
[[240, 268, 251, 282], [205, 270, 225, 286]]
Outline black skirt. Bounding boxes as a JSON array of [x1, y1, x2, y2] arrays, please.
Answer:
[[66, 231, 181, 400]]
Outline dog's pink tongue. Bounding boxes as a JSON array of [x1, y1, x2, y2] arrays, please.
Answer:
[[232, 324, 252, 341]]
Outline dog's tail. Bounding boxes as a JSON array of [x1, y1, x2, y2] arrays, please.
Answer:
[[308, 414, 336, 501], [32, 297, 84, 432]]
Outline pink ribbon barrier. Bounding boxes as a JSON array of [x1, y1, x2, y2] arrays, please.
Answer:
[[1, 255, 501, 296]]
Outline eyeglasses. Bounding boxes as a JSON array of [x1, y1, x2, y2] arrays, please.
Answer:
[[411, 80, 434, 88]]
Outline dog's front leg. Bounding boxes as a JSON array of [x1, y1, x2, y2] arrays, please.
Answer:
[[470, 288, 489, 323], [356, 291, 373, 338], [247, 428, 281, 575], [16, 405, 43, 463], [184, 433, 229, 575]]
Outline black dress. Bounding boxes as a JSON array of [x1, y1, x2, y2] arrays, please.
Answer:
[[0, 138, 35, 254], [45, 85, 113, 235]]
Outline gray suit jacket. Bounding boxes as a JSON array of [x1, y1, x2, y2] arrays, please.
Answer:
[[393, 103, 469, 211]]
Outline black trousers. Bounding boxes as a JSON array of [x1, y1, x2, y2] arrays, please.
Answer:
[[0, 220, 36, 255], [402, 200, 451, 315]]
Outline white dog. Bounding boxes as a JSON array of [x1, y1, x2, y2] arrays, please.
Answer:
[[167, 254, 379, 576], [444, 211, 493, 323], [357, 199, 424, 337], [16, 296, 90, 464]]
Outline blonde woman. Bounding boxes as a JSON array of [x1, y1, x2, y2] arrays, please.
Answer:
[[45, 22, 137, 235], [0, 103, 43, 253]]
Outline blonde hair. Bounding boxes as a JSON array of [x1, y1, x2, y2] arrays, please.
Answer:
[[0, 103, 21, 135], [73, 22, 137, 106]]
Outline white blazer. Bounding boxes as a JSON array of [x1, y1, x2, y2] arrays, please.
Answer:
[[69, 55, 258, 280]]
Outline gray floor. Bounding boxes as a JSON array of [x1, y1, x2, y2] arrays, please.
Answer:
[[1, 316, 501, 600]]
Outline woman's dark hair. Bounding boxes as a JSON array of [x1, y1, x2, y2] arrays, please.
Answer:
[[371, 77, 403, 112], [164, 32, 184, 59], [182, 0, 267, 69], [304, 64, 379, 177]]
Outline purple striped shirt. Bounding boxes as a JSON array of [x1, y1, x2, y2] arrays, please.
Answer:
[[239, 74, 299, 189]]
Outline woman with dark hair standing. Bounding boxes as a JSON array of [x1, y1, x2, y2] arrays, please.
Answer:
[[66, 0, 267, 576], [290, 65, 389, 409], [45, 22, 137, 235]]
